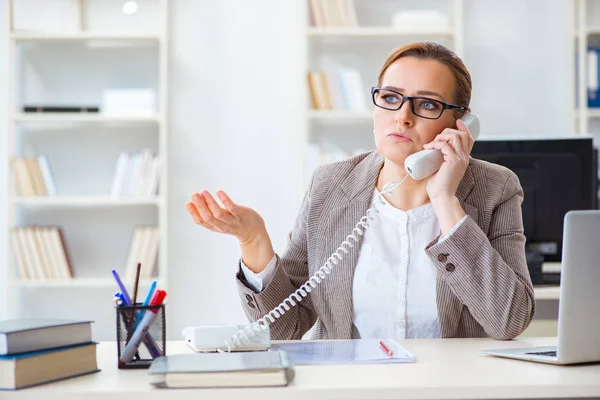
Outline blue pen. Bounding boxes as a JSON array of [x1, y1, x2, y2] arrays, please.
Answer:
[[133, 281, 157, 330], [111, 270, 132, 305]]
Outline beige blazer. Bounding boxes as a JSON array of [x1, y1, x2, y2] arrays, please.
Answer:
[[236, 151, 535, 340]]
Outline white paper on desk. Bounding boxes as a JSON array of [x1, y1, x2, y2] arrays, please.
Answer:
[[269, 339, 415, 365]]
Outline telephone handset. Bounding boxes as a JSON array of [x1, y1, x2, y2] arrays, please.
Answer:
[[214, 114, 482, 353], [404, 113, 481, 180]]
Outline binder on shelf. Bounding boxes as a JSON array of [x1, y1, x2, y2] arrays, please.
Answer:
[[588, 47, 600, 108]]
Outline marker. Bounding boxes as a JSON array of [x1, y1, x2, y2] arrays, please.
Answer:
[[379, 340, 394, 357]]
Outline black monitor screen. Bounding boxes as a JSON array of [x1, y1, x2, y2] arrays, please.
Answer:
[[470, 138, 596, 262]]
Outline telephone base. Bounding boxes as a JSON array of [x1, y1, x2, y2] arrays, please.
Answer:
[[182, 325, 271, 352]]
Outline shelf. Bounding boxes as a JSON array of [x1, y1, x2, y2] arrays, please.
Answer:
[[308, 109, 372, 121], [10, 196, 162, 207], [534, 286, 560, 300], [586, 27, 600, 35], [13, 113, 161, 124], [10, 32, 161, 42], [9, 277, 161, 288], [587, 109, 600, 118], [307, 27, 454, 38]]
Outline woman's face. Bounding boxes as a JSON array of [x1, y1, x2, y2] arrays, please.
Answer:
[[373, 56, 457, 165]]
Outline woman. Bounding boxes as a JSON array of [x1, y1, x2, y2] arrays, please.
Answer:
[[185, 41, 535, 341]]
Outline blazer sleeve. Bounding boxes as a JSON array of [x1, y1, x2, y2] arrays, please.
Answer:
[[425, 173, 535, 340], [235, 174, 317, 340]]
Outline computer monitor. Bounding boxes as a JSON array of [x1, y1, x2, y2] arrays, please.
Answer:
[[470, 137, 597, 264]]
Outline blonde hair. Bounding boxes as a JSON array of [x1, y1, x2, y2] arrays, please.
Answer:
[[377, 41, 471, 118]]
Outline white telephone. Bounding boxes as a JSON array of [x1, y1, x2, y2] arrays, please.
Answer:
[[185, 114, 481, 353], [404, 113, 481, 180]]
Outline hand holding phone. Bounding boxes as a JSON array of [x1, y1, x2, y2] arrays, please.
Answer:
[[404, 114, 480, 181]]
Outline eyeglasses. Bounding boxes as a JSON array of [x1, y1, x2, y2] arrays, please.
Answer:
[[371, 87, 467, 120]]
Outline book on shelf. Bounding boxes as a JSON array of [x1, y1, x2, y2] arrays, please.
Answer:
[[22, 105, 100, 113], [0, 343, 98, 390], [148, 351, 295, 388], [11, 226, 74, 281], [307, 68, 367, 111], [10, 155, 57, 197], [110, 150, 161, 198], [308, 0, 358, 28], [124, 226, 159, 281]]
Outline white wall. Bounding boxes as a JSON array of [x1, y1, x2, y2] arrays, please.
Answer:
[[464, 0, 574, 137], [167, 0, 306, 337], [0, 1, 575, 335]]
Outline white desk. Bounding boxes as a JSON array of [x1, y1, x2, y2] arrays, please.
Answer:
[[4, 338, 600, 400]]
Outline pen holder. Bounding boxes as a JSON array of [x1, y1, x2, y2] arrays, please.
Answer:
[[116, 303, 166, 369]]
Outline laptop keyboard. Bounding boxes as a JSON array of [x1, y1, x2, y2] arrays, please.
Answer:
[[525, 350, 557, 357]]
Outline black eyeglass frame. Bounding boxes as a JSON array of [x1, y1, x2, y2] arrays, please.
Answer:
[[371, 87, 467, 120]]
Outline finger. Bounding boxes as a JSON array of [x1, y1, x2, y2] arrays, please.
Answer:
[[433, 130, 469, 154], [185, 201, 219, 231], [424, 141, 463, 162], [202, 191, 235, 224], [423, 131, 460, 150], [217, 190, 238, 214], [191, 192, 229, 232]]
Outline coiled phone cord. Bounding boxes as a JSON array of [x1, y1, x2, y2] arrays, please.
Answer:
[[218, 175, 409, 353]]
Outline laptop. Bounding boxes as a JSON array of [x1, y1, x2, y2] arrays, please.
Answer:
[[481, 210, 600, 365]]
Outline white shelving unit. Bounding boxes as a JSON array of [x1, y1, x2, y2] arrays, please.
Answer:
[[303, 0, 465, 186], [574, 0, 600, 135], [3, 0, 169, 340]]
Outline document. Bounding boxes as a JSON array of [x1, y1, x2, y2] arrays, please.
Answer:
[[269, 339, 415, 365]]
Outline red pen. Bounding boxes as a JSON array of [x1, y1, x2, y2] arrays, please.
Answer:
[[379, 340, 394, 357]]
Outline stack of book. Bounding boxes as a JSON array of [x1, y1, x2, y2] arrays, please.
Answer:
[[308, 0, 358, 28], [10, 155, 56, 197], [0, 319, 98, 390], [11, 226, 73, 281], [307, 69, 367, 111], [110, 149, 161, 198]]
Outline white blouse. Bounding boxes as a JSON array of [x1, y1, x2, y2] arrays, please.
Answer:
[[241, 189, 466, 339]]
